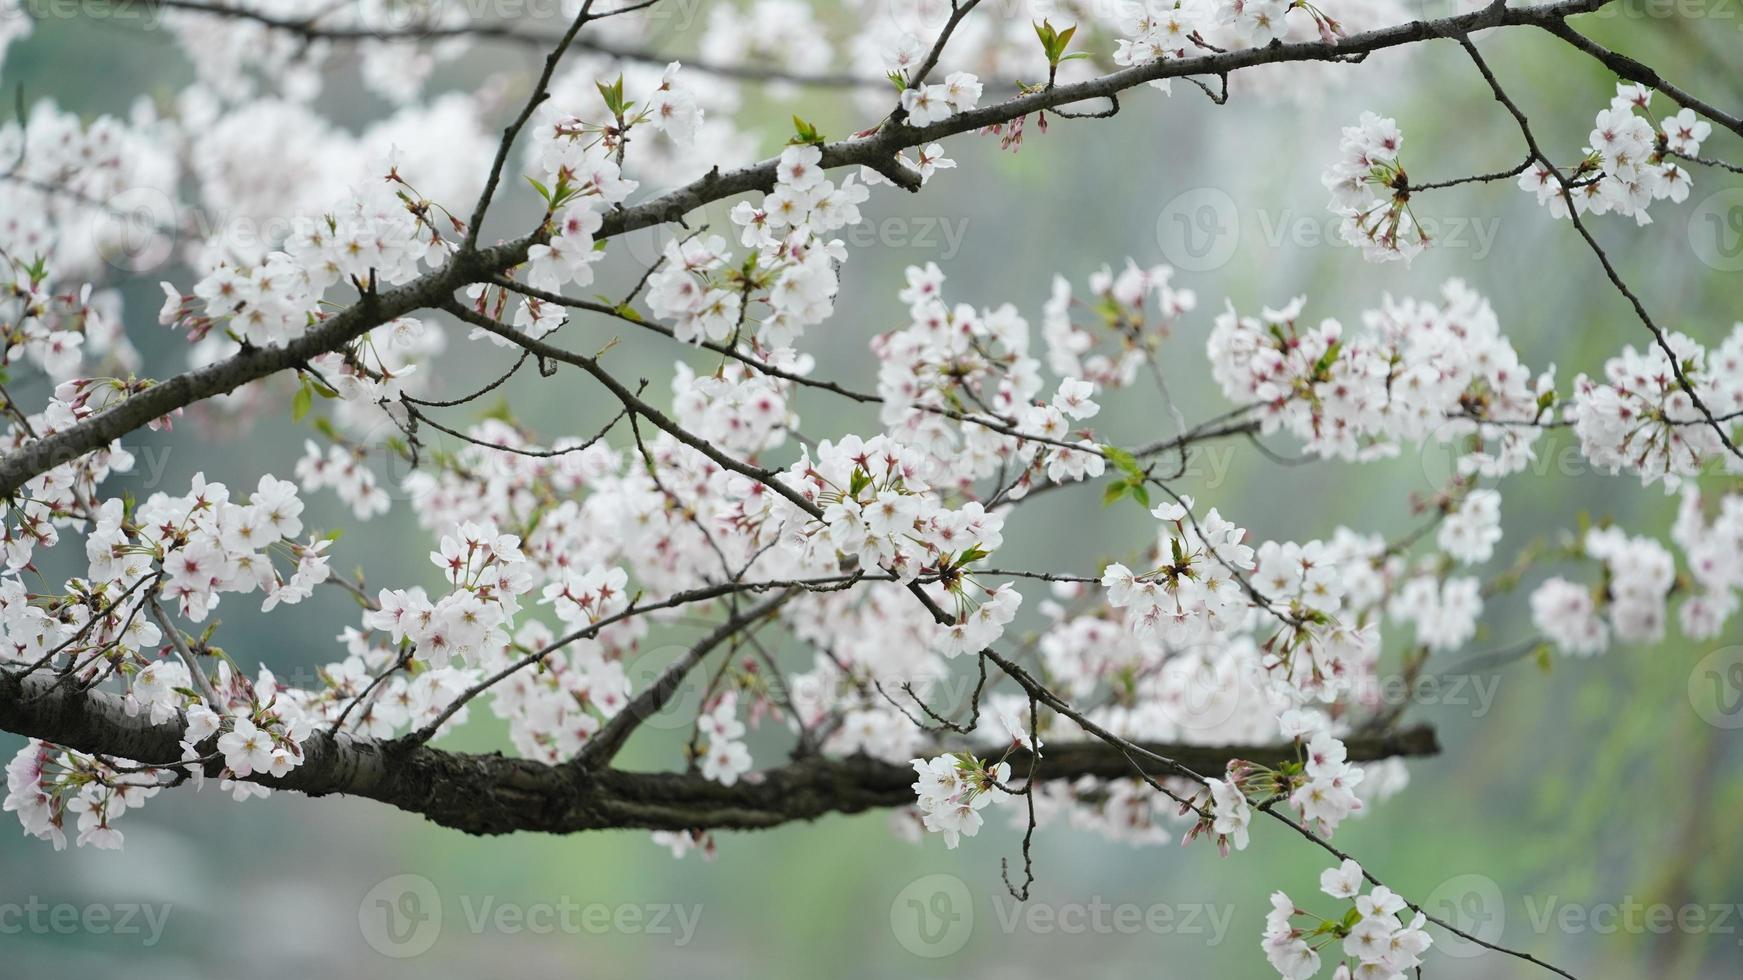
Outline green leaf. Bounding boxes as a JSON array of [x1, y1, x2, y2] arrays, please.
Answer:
[[789, 115, 824, 146], [1313, 339, 1342, 378], [596, 75, 630, 116], [848, 468, 873, 498], [1101, 444, 1143, 480], [291, 382, 313, 422], [1102, 479, 1130, 507], [1033, 19, 1078, 65]]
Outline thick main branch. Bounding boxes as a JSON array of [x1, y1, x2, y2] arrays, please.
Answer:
[[0, 669, 1437, 836]]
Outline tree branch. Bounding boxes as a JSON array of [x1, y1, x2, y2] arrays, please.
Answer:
[[144, 0, 888, 89], [0, 0, 1612, 498], [0, 236, 536, 498], [0, 668, 1438, 836]]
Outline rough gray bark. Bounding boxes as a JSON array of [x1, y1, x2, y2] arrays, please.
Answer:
[[0, 669, 1438, 836]]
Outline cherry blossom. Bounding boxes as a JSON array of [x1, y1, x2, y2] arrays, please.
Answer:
[[0, 8, 1734, 979]]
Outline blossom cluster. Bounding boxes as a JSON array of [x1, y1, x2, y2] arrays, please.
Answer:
[[1101, 497, 1254, 646], [5, 741, 163, 850], [698, 695, 753, 786], [1113, 0, 1386, 99], [1519, 83, 1703, 225], [1203, 713, 1368, 853], [1435, 489, 1503, 565], [522, 66, 708, 296], [1672, 487, 1743, 638], [783, 435, 990, 564], [899, 71, 983, 125], [1321, 112, 1423, 263], [1530, 486, 1743, 656], [1531, 524, 1673, 654], [1043, 259, 1197, 390], [1567, 325, 1743, 490], [1264, 859, 1433, 980], [910, 751, 1010, 848], [875, 261, 1117, 493], [0, 103, 171, 386], [174, 181, 438, 349], [290, 646, 478, 742], [1389, 574, 1482, 652], [765, 434, 1024, 654], [1207, 280, 1554, 470], [366, 521, 539, 668], [645, 142, 873, 348], [95, 473, 328, 622], [296, 440, 393, 520]]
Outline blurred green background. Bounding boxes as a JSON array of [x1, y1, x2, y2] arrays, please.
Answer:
[[2, 4, 1741, 977]]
